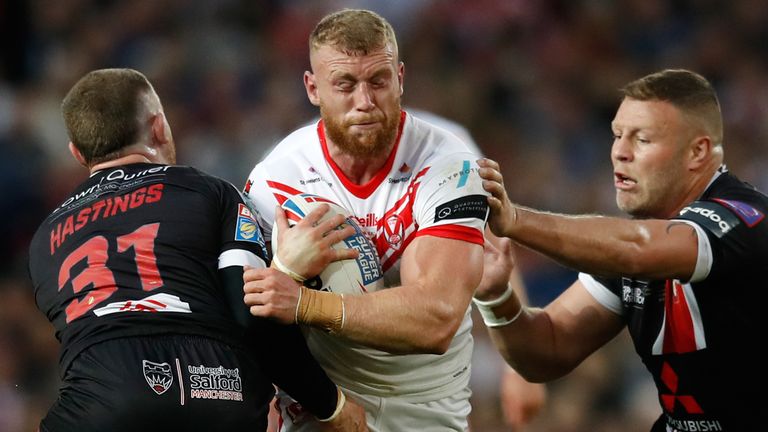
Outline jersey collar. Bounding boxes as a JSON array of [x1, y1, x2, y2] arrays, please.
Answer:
[[318, 111, 406, 199]]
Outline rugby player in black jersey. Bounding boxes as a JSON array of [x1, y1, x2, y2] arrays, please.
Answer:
[[28, 68, 367, 432], [473, 69, 765, 431]]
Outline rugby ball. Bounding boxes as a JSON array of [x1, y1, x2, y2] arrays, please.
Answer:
[[271, 194, 384, 295]]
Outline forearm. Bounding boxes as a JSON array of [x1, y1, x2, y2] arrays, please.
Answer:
[[485, 300, 578, 382], [338, 286, 468, 354], [249, 322, 339, 419], [220, 266, 338, 418], [477, 281, 624, 382], [509, 207, 678, 278]]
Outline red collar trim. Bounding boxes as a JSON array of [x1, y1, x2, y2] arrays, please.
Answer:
[[318, 111, 406, 199]]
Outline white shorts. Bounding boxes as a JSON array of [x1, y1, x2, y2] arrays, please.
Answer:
[[275, 385, 472, 432]]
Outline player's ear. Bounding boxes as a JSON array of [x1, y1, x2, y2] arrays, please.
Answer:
[[304, 71, 320, 107], [151, 113, 170, 145], [688, 135, 712, 170], [397, 61, 404, 96], [68, 141, 88, 168]]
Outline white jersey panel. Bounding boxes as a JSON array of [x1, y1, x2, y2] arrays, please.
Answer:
[[243, 112, 487, 401]]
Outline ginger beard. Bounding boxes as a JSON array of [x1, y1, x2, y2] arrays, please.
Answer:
[[321, 103, 400, 158]]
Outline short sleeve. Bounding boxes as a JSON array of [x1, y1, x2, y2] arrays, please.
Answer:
[[578, 273, 623, 316], [412, 153, 489, 245], [242, 163, 278, 240], [218, 181, 269, 267], [674, 199, 764, 281]]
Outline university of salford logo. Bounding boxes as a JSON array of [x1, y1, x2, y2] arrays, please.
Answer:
[[143, 360, 173, 395]]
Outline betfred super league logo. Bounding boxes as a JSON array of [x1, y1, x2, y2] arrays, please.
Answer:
[[143, 360, 173, 395]]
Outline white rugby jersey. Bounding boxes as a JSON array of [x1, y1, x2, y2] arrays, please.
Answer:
[[243, 111, 488, 401]]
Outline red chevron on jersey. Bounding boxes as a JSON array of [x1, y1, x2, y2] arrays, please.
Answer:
[[653, 280, 707, 355]]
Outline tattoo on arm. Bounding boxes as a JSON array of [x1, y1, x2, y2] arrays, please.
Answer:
[[665, 221, 696, 237]]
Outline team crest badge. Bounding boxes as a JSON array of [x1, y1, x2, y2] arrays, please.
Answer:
[[143, 360, 173, 395], [384, 214, 404, 248]]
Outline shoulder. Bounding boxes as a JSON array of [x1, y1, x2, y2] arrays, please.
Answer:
[[405, 110, 481, 156], [248, 124, 319, 177], [676, 173, 768, 238], [171, 165, 228, 187], [263, 123, 319, 161]]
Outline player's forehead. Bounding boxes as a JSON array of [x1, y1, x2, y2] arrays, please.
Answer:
[[612, 98, 680, 134], [310, 43, 398, 79]]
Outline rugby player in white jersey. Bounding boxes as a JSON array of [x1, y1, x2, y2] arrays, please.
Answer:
[[241, 9, 491, 432]]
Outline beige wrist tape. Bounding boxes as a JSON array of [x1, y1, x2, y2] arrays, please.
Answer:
[[295, 286, 345, 333]]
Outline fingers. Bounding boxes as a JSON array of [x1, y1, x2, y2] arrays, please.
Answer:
[[321, 221, 355, 245], [243, 266, 266, 284], [315, 213, 349, 238], [333, 245, 359, 261], [477, 157, 500, 171], [482, 179, 507, 200], [486, 195, 503, 212], [274, 205, 291, 233], [302, 203, 331, 227], [478, 167, 504, 185]]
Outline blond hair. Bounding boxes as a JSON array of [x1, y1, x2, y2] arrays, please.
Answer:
[[310, 9, 398, 57]]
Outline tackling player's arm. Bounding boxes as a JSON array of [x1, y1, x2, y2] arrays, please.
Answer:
[[483, 277, 625, 382], [219, 264, 341, 419], [479, 158, 701, 281]]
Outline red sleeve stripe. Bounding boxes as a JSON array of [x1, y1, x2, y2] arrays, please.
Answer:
[[414, 225, 484, 245]]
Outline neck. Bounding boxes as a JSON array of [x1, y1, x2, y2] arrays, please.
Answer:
[[90, 154, 156, 174], [326, 141, 394, 185], [667, 163, 722, 218]]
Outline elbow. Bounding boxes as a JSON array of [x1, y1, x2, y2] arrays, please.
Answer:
[[422, 332, 453, 355], [515, 367, 570, 383], [419, 305, 463, 355], [414, 339, 451, 355], [504, 357, 575, 383]]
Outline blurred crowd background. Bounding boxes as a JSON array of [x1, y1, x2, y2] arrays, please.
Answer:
[[2, 1, 767, 431]]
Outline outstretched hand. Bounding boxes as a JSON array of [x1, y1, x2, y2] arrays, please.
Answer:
[[273, 204, 359, 280], [476, 236, 516, 301], [477, 158, 517, 238]]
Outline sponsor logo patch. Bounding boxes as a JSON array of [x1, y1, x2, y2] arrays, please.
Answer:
[[143, 360, 173, 395], [188, 364, 243, 402], [235, 203, 264, 244], [712, 198, 764, 227], [678, 201, 740, 238], [434, 194, 489, 222], [437, 160, 478, 188]]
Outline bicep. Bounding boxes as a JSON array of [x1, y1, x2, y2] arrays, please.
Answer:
[[544, 279, 624, 365], [631, 219, 701, 281], [400, 235, 483, 306]]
